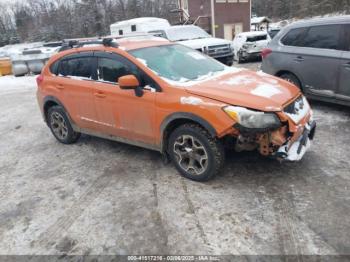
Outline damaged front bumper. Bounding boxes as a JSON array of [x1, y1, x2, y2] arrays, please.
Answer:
[[275, 120, 316, 161]]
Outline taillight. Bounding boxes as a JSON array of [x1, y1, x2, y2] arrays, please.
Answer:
[[36, 74, 44, 86], [261, 48, 272, 59]]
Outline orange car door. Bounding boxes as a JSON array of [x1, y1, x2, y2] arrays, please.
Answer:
[[55, 52, 99, 130], [93, 52, 157, 146]]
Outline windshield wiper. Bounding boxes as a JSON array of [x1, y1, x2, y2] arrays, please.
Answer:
[[191, 37, 207, 40]]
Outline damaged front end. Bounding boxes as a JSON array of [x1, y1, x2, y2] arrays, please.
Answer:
[[224, 95, 316, 161]]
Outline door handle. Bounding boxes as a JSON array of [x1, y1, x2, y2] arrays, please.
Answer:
[[56, 84, 65, 90], [294, 56, 304, 62], [94, 92, 106, 98]]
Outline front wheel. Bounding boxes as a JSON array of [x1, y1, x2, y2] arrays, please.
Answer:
[[168, 124, 225, 182], [237, 52, 244, 64]]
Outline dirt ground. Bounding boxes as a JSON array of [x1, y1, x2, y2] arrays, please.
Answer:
[[0, 61, 349, 256]]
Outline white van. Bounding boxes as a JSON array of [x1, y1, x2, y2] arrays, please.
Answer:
[[110, 17, 170, 36]]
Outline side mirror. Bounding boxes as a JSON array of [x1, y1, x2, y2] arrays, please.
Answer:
[[118, 75, 143, 97], [118, 75, 140, 90]]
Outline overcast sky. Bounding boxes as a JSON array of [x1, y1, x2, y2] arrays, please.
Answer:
[[0, 0, 22, 4]]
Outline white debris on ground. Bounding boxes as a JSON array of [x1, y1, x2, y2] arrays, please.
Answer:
[[0, 75, 37, 95]]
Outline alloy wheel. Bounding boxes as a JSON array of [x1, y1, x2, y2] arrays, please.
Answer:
[[50, 112, 68, 140], [173, 135, 208, 175]]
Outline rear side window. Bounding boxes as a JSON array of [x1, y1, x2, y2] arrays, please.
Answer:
[[58, 57, 94, 79], [98, 57, 137, 83], [301, 25, 341, 50], [50, 60, 59, 75], [281, 27, 308, 46]]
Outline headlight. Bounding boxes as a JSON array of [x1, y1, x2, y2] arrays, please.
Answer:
[[223, 106, 281, 130]]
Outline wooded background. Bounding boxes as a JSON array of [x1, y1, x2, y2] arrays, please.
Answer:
[[252, 0, 350, 20], [1, 0, 349, 46]]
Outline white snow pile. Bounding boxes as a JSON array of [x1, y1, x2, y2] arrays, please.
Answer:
[[0, 75, 37, 95], [161, 66, 244, 87], [0, 43, 43, 58], [180, 96, 203, 105], [220, 75, 254, 85], [251, 84, 282, 98]]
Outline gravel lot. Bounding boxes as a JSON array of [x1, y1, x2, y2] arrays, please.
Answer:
[[0, 61, 349, 256]]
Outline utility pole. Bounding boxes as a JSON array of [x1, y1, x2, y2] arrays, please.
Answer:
[[210, 0, 216, 37]]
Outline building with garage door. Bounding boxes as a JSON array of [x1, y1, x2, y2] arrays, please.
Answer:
[[178, 0, 251, 40]]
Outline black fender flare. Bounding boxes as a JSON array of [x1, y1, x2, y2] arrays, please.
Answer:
[[160, 112, 218, 152], [43, 96, 73, 123]]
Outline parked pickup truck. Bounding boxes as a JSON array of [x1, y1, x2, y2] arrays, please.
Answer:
[[153, 25, 235, 66]]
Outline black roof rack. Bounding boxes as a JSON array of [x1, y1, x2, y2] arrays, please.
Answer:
[[59, 37, 119, 52], [58, 34, 161, 52]]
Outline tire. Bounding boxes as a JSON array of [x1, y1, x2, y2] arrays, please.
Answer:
[[47, 106, 80, 144], [226, 57, 234, 66], [168, 123, 225, 182], [238, 52, 244, 64], [279, 73, 302, 90], [237, 53, 242, 64]]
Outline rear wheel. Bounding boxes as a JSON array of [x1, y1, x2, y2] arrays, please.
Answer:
[[279, 73, 302, 90], [168, 124, 225, 182], [237, 53, 243, 64], [47, 106, 80, 144], [238, 52, 246, 64]]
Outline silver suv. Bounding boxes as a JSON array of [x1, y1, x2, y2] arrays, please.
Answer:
[[261, 16, 350, 106]]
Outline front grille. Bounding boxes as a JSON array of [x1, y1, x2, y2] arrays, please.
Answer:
[[207, 44, 232, 58]]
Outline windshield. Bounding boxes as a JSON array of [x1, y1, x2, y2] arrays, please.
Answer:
[[268, 29, 280, 39], [166, 26, 210, 41], [130, 44, 225, 82]]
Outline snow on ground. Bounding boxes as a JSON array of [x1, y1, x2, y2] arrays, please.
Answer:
[[0, 75, 37, 95], [0, 42, 44, 58]]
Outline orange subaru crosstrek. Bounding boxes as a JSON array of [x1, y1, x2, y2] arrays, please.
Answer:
[[36, 36, 316, 181]]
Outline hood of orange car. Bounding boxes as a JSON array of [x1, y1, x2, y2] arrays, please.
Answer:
[[185, 70, 300, 112]]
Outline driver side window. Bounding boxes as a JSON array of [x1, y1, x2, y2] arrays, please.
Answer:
[[96, 53, 158, 90], [98, 57, 136, 83]]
